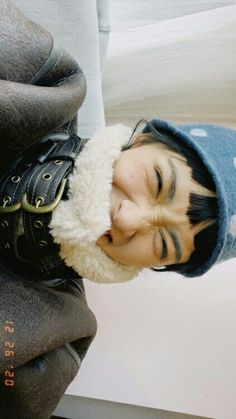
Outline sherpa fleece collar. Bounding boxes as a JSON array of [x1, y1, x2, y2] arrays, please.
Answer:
[[50, 125, 141, 283]]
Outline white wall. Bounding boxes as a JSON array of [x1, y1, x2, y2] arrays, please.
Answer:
[[103, 2, 236, 129], [67, 2, 236, 419], [67, 261, 236, 419]]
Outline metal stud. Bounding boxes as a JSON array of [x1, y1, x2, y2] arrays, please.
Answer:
[[4, 242, 10, 249]]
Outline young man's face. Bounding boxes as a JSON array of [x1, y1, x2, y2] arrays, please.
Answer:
[[97, 140, 214, 268]]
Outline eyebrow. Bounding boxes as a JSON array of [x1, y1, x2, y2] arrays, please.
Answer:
[[168, 229, 182, 263], [159, 229, 182, 264], [159, 159, 182, 263], [167, 158, 176, 202]]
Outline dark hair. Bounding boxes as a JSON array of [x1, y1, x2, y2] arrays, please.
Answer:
[[122, 120, 218, 275]]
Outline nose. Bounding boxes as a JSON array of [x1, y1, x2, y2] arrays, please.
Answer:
[[111, 199, 188, 242], [112, 199, 149, 239]]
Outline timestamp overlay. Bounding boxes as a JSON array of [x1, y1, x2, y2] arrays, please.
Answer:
[[1, 320, 15, 387]]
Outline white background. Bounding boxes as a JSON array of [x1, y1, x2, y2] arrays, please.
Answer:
[[67, 2, 236, 419], [68, 260, 236, 419]]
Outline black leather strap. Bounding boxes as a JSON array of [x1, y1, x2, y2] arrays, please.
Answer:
[[0, 132, 83, 277], [29, 40, 62, 85]]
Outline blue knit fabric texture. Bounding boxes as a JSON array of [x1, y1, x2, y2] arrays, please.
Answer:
[[146, 119, 236, 277]]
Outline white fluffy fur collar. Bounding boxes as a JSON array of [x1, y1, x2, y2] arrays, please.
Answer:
[[50, 125, 141, 283]]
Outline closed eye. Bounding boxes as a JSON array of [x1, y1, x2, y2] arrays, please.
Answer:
[[155, 168, 163, 197]]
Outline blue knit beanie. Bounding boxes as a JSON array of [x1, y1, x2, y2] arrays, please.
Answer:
[[143, 119, 236, 277]]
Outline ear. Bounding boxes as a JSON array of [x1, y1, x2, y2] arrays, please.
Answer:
[[128, 133, 153, 148]]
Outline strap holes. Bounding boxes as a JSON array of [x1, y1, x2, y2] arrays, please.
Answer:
[[1, 220, 8, 228], [39, 240, 47, 247], [11, 176, 20, 183], [54, 160, 62, 165], [43, 173, 52, 181], [34, 220, 43, 229]]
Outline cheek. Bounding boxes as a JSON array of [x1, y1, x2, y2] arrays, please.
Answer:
[[104, 233, 158, 267], [113, 170, 147, 202], [113, 162, 145, 198]]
